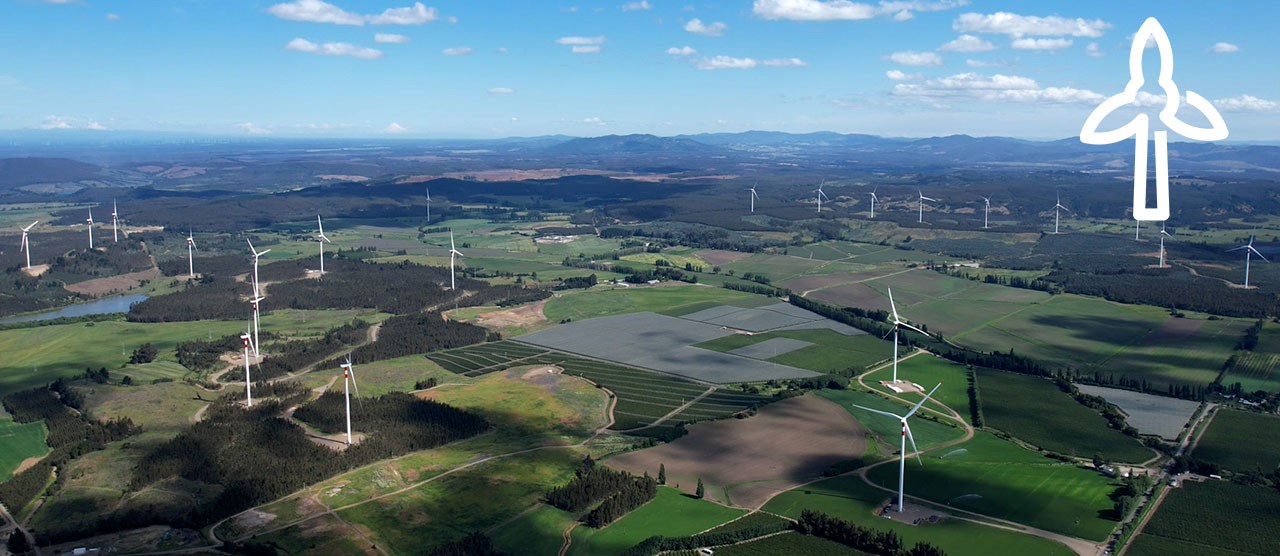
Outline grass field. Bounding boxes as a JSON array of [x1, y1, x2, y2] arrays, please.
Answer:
[[1131, 480, 1280, 556], [864, 431, 1121, 541], [621, 252, 709, 269], [567, 487, 745, 556], [863, 354, 973, 417], [1193, 409, 1280, 472], [491, 504, 577, 556], [816, 389, 966, 454], [0, 418, 48, 482], [976, 369, 1153, 463], [763, 474, 1074, 556], [542, 284, 755, 323], [695, 328, 888, 375], [709, 531, 868, 556], [1224, 321, 1280, 392]]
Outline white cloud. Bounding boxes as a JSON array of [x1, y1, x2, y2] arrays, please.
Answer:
[[583, 117, 606, 126], [375, 33, 410, 43], [105, 13, 120, 21], [622, 1, 651, 10], [496, 47, 509, 54], [893, 72, 1104, 104], [1011, 37, 1072, 51], [268, 0, 364, 25], [965, 58, 1008, 67], [442, 46, 473, 56], [685, 18, 727, 36], [556, 36, 606, 45], [1215, 94, 1278, 112], [1210, 42, 1239, 53], [285, 38, 383, 59], [235, 122, 273, 135], [886, 50, 943, 66], [752, 0, 966, 21], [488, 87, 515, 94], [762, 57, 808, 67], [367, 2, 437, 25], [572, 45, 602, 54], [447, 15, 459, 24], [953, 12, 1110, 37], [892, 10, 913, 21], [886, 69, 920, 81], [1085, 42, 1102, 57], [385, 122, 409, 134], [38, 115, 109, 131], [694, 55, 807, 70], [667, 46, 698, 56], [85, 121, 108, 131], [938, 34, 994, 52]]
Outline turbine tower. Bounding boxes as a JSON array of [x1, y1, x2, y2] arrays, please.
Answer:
[[1158, 223, 1173, 268], [815, 181, 830, 213], [1228, 235, 1268, 288], [869, 188, 879, 218], [1051, 193, 1074, 234], [851, 383, 941, 513], [186, 230, 197, 278], [111, 200, 119, 243], [981, 196, 991, 229], [246, 238, 271, 299], [917, 191, 937, 224], [448, 229, 464, 290], [240, 328, 254, 407], [316, 215, 332, 275], [249, 295, 263, 359], [425, 186, 431, 223], [18, 221, 37, 270], [341, 355, 360, 446], [748, 183, 759, 213], [886, 287, 932, 384], [86, 208, 94, 249]]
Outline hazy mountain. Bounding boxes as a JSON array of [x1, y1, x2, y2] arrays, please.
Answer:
[[539, 134, 728, 156], [0, 157, 102, 188]]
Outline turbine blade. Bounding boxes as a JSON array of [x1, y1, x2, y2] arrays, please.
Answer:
[[905, 383, 942, 419], [1250, 246, 1269, 262], [1227, 245, 1248, 252], [887, 287, 900, 322], [898, 322, 931, 337], [317, 215, 324, 235], [850, 403, 903, 421], [904, 422, 923, 466]]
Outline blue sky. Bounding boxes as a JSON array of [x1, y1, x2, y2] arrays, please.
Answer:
[[1, 0, 1276, 140]]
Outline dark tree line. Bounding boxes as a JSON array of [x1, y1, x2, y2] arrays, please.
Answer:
[[1042, 269, 1277, 318], [176, 334, 245, 372], [621, 520, 793, 556], [554, 274, 598, 290], [582, 473, 657, 528], [248, 320, 369, 382], [294, 391, 489, 458], [796, 510, 946, 556], [425, 532, 508, 556], [127, 275, 245, 322], [331, 311, 494, 366], [544, 458, 658, 528], [721, 281, 790, 297]]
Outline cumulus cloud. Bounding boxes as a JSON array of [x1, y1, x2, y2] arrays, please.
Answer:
[[235, 122, 273, 135], [375, 33, 411, 43], [886, 50, 943, 66], [965, 58, 1008, 67], [694, 55, 808, 70], [583, 117, 606, 126], [105, 13, 121, 21], [367, 2, 437, 24], [1085, 42, 1102, 57], [488, 87, 515, 94], [40, 115, 108, 130], [385, 122, 409, 134], [286, 38, 383, 59], [1011, 37, 1072, 51], [442, 46, 473, 56], [667, 46, 698, 56], [556, 36, 606, 45], [267, 0, 438, 26], [938, 34, 994, 52], [953, 12, 1110, 37], [1214, 94, 1277, 112], [752, 0, 967, 22], [762, 57, 808, 67], [685, 18, 727, 36], [886, 69, 920, 81], [572, 45, 602, 54], [622, 1, 651, 10], [893, 72, 1104, 104], [1210, 42, 1239, 53]]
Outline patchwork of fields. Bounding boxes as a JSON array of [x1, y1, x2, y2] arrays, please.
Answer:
[[1129, 480, 1280, 556], [1192, 409, 1280, 472]]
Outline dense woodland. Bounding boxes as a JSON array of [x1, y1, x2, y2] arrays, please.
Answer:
[[247, 320, 369, 382], [545, 457, 658, 528], [795, 510, 946, 556]]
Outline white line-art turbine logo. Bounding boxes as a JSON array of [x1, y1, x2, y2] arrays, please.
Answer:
[[1080, 17, 1229, 222]]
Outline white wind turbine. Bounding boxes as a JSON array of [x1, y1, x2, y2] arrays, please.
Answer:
[[246, 238, 270, 299], [240, 327, 255, 407], [86, 208, 95, 249], [425, 186, 431, 223], [186, 230, 197, 278], [1050, 193, 1074, 235], [815, 180, 830, 213], [917, 191, 937, 224], [851, 383, 941, 513], [18, 221, 37, 270], [748, 183, 759, 213], [1158, 223, 1173, 268], [340, 355, 361, 446], [869, 187, 879, 218], [316, 215, 332, 275], [1228, 235, 1268, 288], [981, 196, 991, 229], [448, 229, 464, 290], [885, 287, 931, 384], [111, 200, 119, 243], [249, 295, 263, 360]]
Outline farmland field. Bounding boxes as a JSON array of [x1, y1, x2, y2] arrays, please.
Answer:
[[763, 474, 1075, 556], [817, 389, 966, 453], [865, 431, 1121, 541], [1074, 384, 1200, 440], [0, 418, 48, 482], [1193, 409, 1280, 472], [710, 531, 867, 556], [542, 285, 755, 323], [862, 354, 973, 417], [977, 369, 1152, 463], [567, 487, 746, 556], [1131, 480, 1280, 556], [1223, 321, 1280, 392], [697, 328, 887, 375]]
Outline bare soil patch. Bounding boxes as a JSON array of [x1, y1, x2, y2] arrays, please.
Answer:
[[698, 249, 753, 266], [64, 266, 160, 297], [20, 264, 50, 277], [14, 455, 44, 474], [605, 394, 865, 509], [474, 298, 549, 329], [521, 365, 563, 379]]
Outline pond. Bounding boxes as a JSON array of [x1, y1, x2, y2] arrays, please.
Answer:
[[0, 294, 148, 324]]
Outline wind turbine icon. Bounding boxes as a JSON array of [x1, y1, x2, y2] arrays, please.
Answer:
[[1080, 17, 1228, 223]]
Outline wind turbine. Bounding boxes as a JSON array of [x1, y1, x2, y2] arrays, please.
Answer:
[[448, 229, 464, 290], [246, 238, 270, 298], [917, 191, 937, 224], [240, 328, 254, 407], [851, 383, 941, 513], [1158, 223, 1173, 268], [249, 295, 263, 360], [316, 215, 332, 275], [86, 208, 95, 249], [1228, 235, 1268, 288], [340, 355, 361, 446], [1051, 193, 1074, 235], [886, 287, 931, 384], [425, 186, 431, 223], [815, 180, 830, 213], [981, 196, 991, 229], [111, 200, 119, 243], [186, 230, 197, 278], [748, 183, 759, 213], [869, 188, 879, 218], [18, 221, 37, 270]]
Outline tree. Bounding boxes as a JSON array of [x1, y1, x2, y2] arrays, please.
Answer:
[[657, 463, 666, 485], [7, 530, 31, 554], [695, 477, 704, 499], [129, 342, 158, 364]]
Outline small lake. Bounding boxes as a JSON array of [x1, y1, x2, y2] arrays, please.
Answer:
[[0, 294, 148, 324]]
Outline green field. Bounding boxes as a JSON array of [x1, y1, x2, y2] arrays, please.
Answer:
[[567, 487, 745, 556], [1131, 480, 1280, 556], [816, 389, 966, 454], [710, 531, 868, 556], [863, 354, 973, 417], [976, 369, 1152, 463], [491, 504, 577, 556], [0, 418, 48, 481], [865, 431, 1120, 541], [1224, 321, 1280, 392], [542, 285, 755, 322], [763, 475, 1074, 556], [1193, 409, 1280, 472], [695, 328, 889, 375]]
